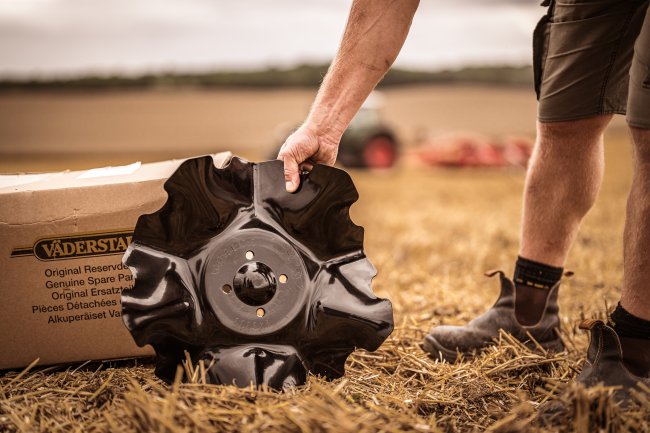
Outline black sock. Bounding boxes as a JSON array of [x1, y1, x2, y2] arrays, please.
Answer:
[[610, 303, 650, 339], [513, 256, 563, 290]]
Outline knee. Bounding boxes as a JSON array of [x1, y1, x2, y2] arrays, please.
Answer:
[[537, 115, 612, 153]]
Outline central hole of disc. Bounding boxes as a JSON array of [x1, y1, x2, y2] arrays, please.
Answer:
[[233, 261, 277, 306]]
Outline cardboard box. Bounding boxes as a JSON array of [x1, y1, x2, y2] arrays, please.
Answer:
[[0, 152, 232, 370]]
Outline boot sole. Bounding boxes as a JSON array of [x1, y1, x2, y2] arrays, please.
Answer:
[[422, 334, 565, 364]]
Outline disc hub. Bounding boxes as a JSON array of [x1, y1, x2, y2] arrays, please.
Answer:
[[203, 228, 308, 336], [233, 262, 277, 306]]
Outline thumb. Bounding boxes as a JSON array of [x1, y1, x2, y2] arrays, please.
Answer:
[[282, 155, 300, 193]]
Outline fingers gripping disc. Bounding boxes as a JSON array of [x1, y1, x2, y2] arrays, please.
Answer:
[[122, 155, 394, 390]]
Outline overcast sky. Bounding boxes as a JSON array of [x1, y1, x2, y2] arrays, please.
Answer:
[[0, 0, 543, 78]]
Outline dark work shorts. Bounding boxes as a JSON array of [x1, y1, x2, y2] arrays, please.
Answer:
[[534, 0, 650, 128]]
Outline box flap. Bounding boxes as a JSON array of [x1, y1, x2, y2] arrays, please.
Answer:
[[0, 152, 232, 194]]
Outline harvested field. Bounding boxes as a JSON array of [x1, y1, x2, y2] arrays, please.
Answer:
[[1, 87, 647, 432], [0, 85, 627, 172]]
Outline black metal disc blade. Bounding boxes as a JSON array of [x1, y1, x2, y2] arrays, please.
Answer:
[[198, 345, 307, 390], [122, 155, 394, 389]]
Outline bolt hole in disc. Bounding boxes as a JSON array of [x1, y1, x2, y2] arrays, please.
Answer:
[[222, 284, 232, 294], [279, 274, 288, 284], [256, 308, 265, 317], [245, 250, 255, 260]]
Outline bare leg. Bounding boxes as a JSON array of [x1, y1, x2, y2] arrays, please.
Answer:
[[519, 115, 612, 267], [622, 127, 650, 321]]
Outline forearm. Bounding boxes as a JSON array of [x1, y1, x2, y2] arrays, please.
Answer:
[[278, 0, 418, 191], [306, 0, 419, 142]]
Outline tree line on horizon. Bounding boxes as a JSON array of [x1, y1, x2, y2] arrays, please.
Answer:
[[0, 64, 533, 92]]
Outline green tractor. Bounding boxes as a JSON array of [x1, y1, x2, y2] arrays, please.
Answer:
[[336, 100, 399, 168]]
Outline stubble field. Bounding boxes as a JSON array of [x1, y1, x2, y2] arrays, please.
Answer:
[[0, 86, 646, 432]]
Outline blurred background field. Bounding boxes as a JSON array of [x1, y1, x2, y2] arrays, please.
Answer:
[[0, 84, 629, 172], [0, 0, 627, 173]]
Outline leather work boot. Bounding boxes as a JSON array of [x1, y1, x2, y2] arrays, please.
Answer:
[[536, 319, 650, 426], [577, 319, 650, 397], [422, 270, 564, 362]]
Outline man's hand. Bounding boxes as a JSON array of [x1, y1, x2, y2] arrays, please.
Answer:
[[277, 123, 340, 193]]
